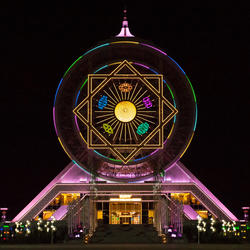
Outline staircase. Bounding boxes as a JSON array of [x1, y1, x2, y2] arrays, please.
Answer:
[[90, 224, 161, 244]]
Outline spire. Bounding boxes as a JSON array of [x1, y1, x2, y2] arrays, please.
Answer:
[[116, 9, 134, 37]]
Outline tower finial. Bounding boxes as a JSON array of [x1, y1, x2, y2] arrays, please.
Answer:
[[116, 8, 134, 37]]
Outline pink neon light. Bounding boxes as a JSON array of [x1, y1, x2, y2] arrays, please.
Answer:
[[53, 107, 58, 136], [74, 115, 80, 132], [116, 26, 134, 37], [116, 9, 134, 37], [133, 62, 150, 69], [141, 43, 167, 56]]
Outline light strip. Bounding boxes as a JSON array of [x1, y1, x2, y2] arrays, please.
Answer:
[[63, 56, 83, 78], [74, 115, 80, 132], [179, 132, 194, 158], [53, 107, 58, 136], [141, 43, 167, 56], [82, 43, 110, 56], [53, 78, 63, 106], [109, 198, 142, 202], [58, 137, 71, 159], [94, 64, 108, 73], [111, 41, 139, 44]]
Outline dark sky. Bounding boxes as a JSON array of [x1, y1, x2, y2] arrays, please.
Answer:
[[1, 2, 249, 220]]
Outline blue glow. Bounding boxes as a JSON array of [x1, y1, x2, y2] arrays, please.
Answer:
[[133, 155, 148, 162], [94, 150, 121, 162], [75, 90, 81, 106], [98, 95, 108, 109], [72, 160, 91, 176], [53, 78, 63, 106], [193, 104, 198, 131], [168, 56, 186, 75], [149, 68, 159, 74], [82, 43, 110, 56], [94, 64, 108, 73]]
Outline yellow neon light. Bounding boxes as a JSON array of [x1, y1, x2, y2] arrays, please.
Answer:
[[167, 123, 175, 139], [179, 132, 194, 158], [111, 41, 139, 44], [58, 137, 72, 159]]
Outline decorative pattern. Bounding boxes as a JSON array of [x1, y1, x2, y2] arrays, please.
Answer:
[[73, 60, 178, 163]]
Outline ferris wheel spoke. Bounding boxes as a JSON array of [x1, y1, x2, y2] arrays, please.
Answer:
[[95, 113, 114, 119], [124, 123, 127, 143], [136, 115, 155, 124], [109, 87, 120, 103], [134, 89, 147, 104], [127, 122, 133, 141], [113, 82, 122, 101], [131, 87, 142, 103], [119, 123, 124, 142], [129, 82, 138, 101], [136, 113, 156, 119], [113, 122, 121, 142], [103, 90, 118, 105], [130, 121, 138, 141]]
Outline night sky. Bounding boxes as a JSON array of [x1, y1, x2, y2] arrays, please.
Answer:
[[1, 2, 249, 220]]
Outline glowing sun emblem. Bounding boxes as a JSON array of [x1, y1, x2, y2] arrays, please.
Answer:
[[73, 60, 178, 164], [114, 101, 136, 122]]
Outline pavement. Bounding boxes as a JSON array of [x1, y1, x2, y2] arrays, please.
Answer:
[[0, 244, 250, 250]]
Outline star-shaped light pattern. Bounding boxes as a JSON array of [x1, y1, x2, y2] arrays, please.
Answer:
[[73, 60, 178, 163]]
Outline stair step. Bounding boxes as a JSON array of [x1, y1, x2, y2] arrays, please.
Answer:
[[90, 225, 161, 244]]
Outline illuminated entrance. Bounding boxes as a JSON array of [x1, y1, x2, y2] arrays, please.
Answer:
[[110, 202, 142, 224], [96, 195, 155, 225]]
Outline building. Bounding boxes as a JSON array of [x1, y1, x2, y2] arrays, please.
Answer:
[[13, 10, 238, 235]]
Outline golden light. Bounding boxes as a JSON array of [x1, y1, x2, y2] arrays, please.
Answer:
[[119, 194, 132, 199], [114, 101, 136, 122], [110, 194, 141, 202]]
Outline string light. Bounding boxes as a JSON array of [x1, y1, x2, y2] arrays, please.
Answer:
[[210, 218, 216, 232]]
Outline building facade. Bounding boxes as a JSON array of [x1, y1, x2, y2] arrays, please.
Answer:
[[13, 11, 238, 235]]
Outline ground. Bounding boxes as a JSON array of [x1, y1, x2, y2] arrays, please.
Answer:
[[0, 244, 250, 250]]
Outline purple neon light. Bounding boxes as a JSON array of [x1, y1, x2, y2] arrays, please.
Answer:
[[133, 62, 150, 69], [53, 107, 58, 136], [74, 115, 80, 132], [141, 43, 167, 56], [150, 148, 160, 156], [49, 205, 68, 220]]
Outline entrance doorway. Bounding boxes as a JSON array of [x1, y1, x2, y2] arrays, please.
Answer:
[[109, 202, 142, 224]]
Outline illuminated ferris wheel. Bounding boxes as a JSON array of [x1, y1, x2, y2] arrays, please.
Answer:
[[53, 40, 197, 181]]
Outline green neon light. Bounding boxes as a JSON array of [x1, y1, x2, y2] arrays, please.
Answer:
[[137, 122, 149, 135], [63, 56, 83, 78], [166, 84, 175, 103], [234, 226, 239, 230], [3, 225, 9, 228], [80, 78, 88, 90], [185, 75, 197, 103]]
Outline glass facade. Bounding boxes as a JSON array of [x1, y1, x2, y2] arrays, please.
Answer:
[[41, 193, 81, 220], [171, 193, 209, 219], [96, 202, 154, 225]]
